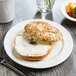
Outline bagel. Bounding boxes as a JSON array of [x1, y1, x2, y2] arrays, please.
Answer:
[[14, 31, 53, 61], [24, 21, 63, 43]]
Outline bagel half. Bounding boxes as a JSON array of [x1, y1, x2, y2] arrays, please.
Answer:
[[14, 31, 53, 61], [24, 21, 63, 43]]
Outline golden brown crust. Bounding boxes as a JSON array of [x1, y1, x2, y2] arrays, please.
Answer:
[[14, 32, 53, 61], [24, 21, 63, 43]]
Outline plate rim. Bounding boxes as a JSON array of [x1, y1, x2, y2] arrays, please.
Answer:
[[4, 19, 73, 69]]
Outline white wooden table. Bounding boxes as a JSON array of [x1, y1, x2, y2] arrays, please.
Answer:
[[0, 0, 76, 76]]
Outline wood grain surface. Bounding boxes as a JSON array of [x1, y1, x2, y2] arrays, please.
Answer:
[[0, 0, 76, 76]]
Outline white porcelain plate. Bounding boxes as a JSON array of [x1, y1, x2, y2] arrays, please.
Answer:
[[61, 0, 76, 22], [4, 19, 73, 69]]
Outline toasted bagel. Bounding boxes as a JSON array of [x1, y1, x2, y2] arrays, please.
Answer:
[[24, 21, 63, 43]]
